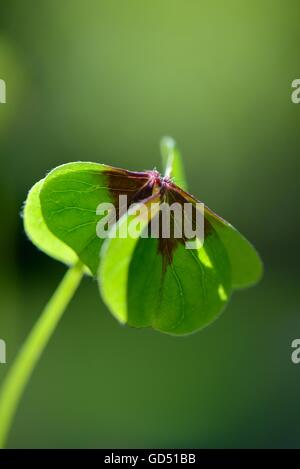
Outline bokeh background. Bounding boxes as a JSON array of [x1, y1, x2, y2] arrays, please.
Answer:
[[0, 0, 300, 448]]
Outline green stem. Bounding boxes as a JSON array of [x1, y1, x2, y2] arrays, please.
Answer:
[[160, 136, 188, 190], [0, 261, 84, 448]]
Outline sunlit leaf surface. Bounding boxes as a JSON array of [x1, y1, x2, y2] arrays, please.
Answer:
[[24, 148, 262, 335]]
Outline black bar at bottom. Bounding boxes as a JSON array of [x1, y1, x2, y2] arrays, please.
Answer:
[[0, 448, 297, 465]]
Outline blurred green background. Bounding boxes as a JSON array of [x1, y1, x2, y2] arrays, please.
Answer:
[[0, 0, 300, 448]]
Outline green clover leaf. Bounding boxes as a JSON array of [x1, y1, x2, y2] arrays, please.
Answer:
[[0, 137, 262, 447]]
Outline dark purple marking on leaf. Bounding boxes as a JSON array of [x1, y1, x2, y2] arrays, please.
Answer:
[[168, 184, 214, 238], [103, 167, 219, 272], [170, 182, 228, 230], [104, 168, 154, 220], [154, 185, 214, 272]]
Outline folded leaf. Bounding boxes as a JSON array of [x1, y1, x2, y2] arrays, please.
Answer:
[[176, 185, 263, 288], [24, 179, 79, 267], [39, 162, 153, 275]]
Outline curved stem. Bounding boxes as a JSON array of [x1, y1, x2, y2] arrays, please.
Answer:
[[0, 261, 84, 448]]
